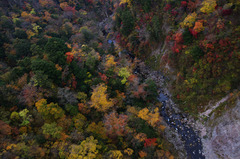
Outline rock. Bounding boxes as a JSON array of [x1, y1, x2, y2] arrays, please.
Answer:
[[202, 99, 240, 159]]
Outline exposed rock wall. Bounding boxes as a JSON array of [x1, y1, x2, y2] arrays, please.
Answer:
[[204, 99, 240, 159]]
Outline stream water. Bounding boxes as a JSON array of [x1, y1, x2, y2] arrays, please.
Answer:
[[158, 92, 205, 159]]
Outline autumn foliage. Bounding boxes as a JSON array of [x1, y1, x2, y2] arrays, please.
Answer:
[[2, 0, 238, 158], [144, 138, 157, 147], [104, 111, 128, 137], [90, 84, 114, 112], [35, 99, 65, 121]]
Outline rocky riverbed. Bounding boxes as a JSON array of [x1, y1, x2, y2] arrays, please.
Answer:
[[135, 65, 205, 159], [158, 92, 205, 159]]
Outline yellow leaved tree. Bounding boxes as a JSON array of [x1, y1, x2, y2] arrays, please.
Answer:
[[73, 113, 87, 132], [118, 67, 131, 84], [86, 122, 108, 139], [108, 150, 123, 159], [124, 148, 134, 156], [105, 54, 116, 70], [120, 0, 132, 7], [180, 12, 197, 28], [90, 84, 114, 112], [137, 108, 149, 121], [68, 136, 101, 159], [138, 108, 160, 126], [35, 99, 65, 121], [200, 0, 217, 14]]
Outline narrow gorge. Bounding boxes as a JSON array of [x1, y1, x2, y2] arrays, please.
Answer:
[[0, 0, 239, 159]]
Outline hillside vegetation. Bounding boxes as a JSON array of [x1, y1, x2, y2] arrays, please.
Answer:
[[113, 0, 240, 114], [0, 0, 177, 158], [0, 0, 239, 158]]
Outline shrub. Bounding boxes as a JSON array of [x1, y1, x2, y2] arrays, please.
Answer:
[[0, 16, 14, 30], [44, 38, 69, 65], [190, 46, 204, 61], [0, 33, 8, 58], [14, 39, 31, 58], [65, 104, 78, 116], [44, 37, 69, 54], [130, 118, 158, 138], [182, 28, 194, 45], [10, 112, 20, 122], [31, 59, 61, 83], [79, 26, 94, 43], [148, 16, 162, 41], [14, 29, 28, 39], [144, 79, 158, 102], [42, 122, 63, 139], [133, 0, 152, 12], [120, 9, 135, 37]]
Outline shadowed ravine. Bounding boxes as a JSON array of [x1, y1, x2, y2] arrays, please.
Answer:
[[158, 92, 205, 159], [107, 35, 205, 159]]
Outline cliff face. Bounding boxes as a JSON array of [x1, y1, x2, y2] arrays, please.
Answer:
[[200, 98, 240, 159]]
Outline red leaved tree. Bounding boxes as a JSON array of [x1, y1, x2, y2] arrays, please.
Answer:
[[144, 138, 157, 147], [104, 111, 128, 138], [66, 52, 74, 63]]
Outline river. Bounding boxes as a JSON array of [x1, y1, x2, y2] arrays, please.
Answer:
[[158, 92, 205, 159]]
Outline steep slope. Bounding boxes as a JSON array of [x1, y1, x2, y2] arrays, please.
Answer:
[[112, 0, 240, 158]]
